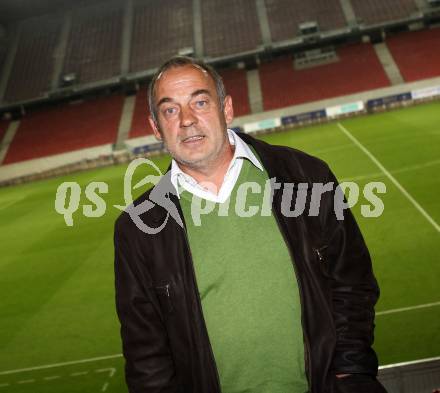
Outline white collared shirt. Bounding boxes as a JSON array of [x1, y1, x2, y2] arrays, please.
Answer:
[[170, 129, 263, 203]]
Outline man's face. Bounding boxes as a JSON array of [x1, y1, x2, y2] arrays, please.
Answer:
[[149, 65, 234, 171]]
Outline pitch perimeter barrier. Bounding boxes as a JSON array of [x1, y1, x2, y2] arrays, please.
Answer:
[[243, 118, 282, 133], [282, 109, 327, 126], [378, 356, 440, 393], [326, 101, 364, 117], [367, 92, 412, 110], [412, 85, 440, 100]]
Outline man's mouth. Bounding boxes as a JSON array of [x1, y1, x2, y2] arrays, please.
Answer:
[[182, 135, 205, 143]]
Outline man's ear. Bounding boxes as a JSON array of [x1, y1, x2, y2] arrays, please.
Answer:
[[223, 95, 234, 126], [148, 116, 162, 140]]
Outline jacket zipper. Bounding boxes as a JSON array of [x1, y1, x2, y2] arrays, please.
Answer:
[[315, 248, 324, 262], [314, 245, 328, 263], [272, 191, 313, 393], [181, 225, 223, 393], [156, 283, 171, 297], [155, 283, 173, 312]]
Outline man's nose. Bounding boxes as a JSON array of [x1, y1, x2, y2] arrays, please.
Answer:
[[180, 106, 197, 127]]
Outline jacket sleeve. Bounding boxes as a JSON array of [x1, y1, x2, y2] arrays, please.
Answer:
[[114, 216, 179, 393], [321, 168, 381, 377]]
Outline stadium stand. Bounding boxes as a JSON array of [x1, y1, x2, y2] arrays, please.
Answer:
[[62, 4, 123, 85], [220, 68, 251, 117], [202, 0, 262, 57], [2, 1, 440, 167], [129, 88, 154, 139], [4, 15, 62, 103], [265, 0, 347, 42], [386, 27, 440, 82], [259, 42, 390, 110], [350, 0, 419, 25], [130, 0, 193, 73], [3, 94, 123, 164]]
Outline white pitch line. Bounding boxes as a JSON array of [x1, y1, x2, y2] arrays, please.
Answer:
[[70, 371, 89, 377], [337, 122, 440, 233], [43, 375, 61, 381], [376, 300, 440, 316], [0, 354, 122, 375], [95, 368, 116, 377], [97, 368, 116, 392]]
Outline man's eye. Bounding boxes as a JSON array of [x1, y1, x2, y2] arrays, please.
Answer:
[[164, 107, 176, 115], [195, 100, 207, 107]]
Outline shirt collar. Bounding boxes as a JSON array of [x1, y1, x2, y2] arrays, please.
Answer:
[[170, 129, 263, 196]]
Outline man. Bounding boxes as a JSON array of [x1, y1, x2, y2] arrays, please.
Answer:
[[114, 56, 387, 393]]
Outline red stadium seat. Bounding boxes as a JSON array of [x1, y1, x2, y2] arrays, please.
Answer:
[[259, 43, 390, 111], [386, 28, 440, 82], [129, 89, 154, 138], [220, 68, 251, 117], [4, 95, 124, 164]]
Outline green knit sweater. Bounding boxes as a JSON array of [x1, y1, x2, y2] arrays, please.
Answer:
[[179, 155, 308, 393]]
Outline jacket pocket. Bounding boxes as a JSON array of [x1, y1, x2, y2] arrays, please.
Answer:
[[154, 283, 174, 314]]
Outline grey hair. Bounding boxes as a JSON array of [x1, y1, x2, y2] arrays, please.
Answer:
[[147, 56, 227, 125]]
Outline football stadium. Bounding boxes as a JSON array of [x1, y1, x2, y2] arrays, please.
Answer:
[[0, 1, 439, 392]]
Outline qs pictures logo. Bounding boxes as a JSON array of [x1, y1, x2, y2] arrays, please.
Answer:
[[55, 158, 386, 235]]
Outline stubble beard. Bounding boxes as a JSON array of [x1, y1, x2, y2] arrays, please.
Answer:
[[171, 132, 230, 172], [161, 122, 231, 173]]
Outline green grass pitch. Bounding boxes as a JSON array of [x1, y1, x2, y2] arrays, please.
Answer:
[[0, 101, 439, 392]]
